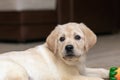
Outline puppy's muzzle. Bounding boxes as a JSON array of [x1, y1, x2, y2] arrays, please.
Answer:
[[65, 45, 74, 56]]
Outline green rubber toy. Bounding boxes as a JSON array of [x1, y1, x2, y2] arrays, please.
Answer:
[[109, 67, 120, 80]]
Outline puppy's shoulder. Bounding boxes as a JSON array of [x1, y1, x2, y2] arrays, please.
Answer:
[[35, 43, 54, 56]]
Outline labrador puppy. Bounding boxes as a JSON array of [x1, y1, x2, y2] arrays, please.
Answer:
[[0, 22, 108, 80]]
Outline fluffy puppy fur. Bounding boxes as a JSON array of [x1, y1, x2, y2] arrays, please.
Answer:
[[0, 23, 108, 80]]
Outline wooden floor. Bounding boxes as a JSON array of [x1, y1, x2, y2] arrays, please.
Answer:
[[87, 32, 120, 69]]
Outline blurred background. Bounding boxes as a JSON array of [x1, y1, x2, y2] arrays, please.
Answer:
[[0, 0, 120, 69]]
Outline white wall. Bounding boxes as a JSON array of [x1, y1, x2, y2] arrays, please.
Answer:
[[0, 0, 56, 11], [0, 0, 17, 11]]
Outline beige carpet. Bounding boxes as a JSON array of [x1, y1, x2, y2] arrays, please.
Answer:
[[0, 33, 120, 70]]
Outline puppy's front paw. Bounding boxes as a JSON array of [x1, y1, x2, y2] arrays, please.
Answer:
[[98, 68, 109, 78], [95, 78, 104, 80], [88, 77, 104, 80]]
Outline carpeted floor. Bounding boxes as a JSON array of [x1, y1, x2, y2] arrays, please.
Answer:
[[0, 32, 120, 79]]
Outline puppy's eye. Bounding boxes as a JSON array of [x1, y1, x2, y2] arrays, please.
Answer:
[[59, 37, 65, 42], [75, 35, 81, 40]]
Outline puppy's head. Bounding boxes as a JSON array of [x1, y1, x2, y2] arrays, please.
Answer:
[[46, 22, 97, 65]]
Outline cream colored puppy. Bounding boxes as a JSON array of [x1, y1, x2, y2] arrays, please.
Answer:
[[0, 23, 108, 80]]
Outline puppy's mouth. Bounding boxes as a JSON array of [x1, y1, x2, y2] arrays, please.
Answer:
[[63, 51, 81, 60], [65, 51, 75, 57]]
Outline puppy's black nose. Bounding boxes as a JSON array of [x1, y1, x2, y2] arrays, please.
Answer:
[[65, 45, 74, 51]]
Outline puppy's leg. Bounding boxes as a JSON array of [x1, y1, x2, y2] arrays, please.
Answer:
[[0, 60, 29, 80], [74, 75, 104, 80], [84, 67, 109, 78]]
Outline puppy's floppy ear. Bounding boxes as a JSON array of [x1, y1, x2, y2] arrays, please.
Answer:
[[46, 25, 60, 54], [79, 23, 97, 51]]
